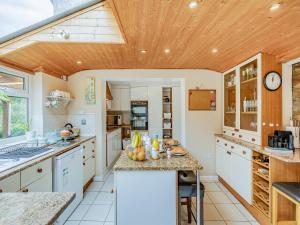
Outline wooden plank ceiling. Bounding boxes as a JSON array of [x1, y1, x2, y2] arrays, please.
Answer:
[[1, 0, 300, 76]]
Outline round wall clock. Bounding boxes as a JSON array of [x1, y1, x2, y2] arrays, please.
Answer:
[[263, 71, 282, 91]]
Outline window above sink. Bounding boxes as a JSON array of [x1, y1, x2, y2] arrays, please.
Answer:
[[0, 66, 30, 143]]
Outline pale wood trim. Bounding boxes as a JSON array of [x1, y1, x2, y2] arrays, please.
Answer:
[[109, 0, 127, 44], [0, 59, 34, 75], [272, 188, 278, 225]]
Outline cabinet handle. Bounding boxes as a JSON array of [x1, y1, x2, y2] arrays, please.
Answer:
[[226, 151, 231, 155], [231, 146, 234, 149], [0, 188, 3, 193], [242, 151, 246, 155], [224, 143, 228, 146], [83, 155, 85, 159], [37, 168, 43, 173], [239, 135, 242, 138], [217, 140, 220, 143], [223, 131, 226, 134], [231, 133, 235, 136], [92, 141, 95, 144], [92, 156, 95, 158], [251, 138, 256, 142], [22, 188, 29, 193], [83, 163, 85, 166], [92, 150, 95, 153]]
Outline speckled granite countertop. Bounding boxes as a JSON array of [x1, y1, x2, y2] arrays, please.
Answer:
[[114, 150, 203, 171], [0, 192, 75, 225], [0, 136, 95, 181], [215, 134, 300, 163]]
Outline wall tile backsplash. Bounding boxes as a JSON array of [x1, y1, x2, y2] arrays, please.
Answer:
[[67, 113, 96, 136]]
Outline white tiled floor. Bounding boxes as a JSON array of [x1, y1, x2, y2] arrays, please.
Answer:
[[65, 174, 260, 225]]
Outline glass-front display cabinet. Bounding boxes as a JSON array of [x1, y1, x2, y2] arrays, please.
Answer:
[[224, 70, 237, 128], [240, 59, 258, 132]]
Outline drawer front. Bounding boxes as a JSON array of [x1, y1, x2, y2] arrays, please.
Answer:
[[240, 133, 261, 145], [20, 173, 52, 192], [21, 158, 52, 188], [230, 144, 252, 161], [83, 139, 95, 160], [0, 172, 20, 192], [83, 156, 95, 186]]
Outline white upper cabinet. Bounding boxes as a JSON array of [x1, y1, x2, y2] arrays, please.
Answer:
[[130, 87, 148, 101], [111, 88, 121, 111], [120, 88, 130, 111], [223, 53, 262, 145], [111, 87, 130, 111], [148, 86, 163, 138]]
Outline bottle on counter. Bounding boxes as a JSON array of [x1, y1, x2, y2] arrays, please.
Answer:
[[152, 134, 160, 151]]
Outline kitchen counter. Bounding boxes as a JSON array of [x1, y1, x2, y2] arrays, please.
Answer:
[[114, 149, 202, 171], [0, 136, 95, 180], [215, 134, 300, 163], [0, 192, 75, 225]]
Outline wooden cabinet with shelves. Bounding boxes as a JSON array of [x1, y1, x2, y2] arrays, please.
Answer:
[[252, 151, 271, 219], [223, 53, 282, 146]]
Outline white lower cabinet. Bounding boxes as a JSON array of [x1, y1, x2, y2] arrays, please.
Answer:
[[20, 172, 52, 192], [83, 156, 96, 186], [106, 128, 122, 168], [83, 138, 96, 186], [0, 172, 20, 192], [215, 138, 252, 204]]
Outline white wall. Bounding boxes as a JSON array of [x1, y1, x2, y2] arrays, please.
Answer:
[[68, 69, 222, 179], [282, 56, 300, 126], [31, 72, 68, 135]]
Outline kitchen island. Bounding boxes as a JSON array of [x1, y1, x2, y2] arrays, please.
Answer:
[[0, 192, 75, 225], [114, 150, 202, 225]]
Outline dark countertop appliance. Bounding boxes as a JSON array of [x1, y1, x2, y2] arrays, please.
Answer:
[[268, 130, 294, 150]]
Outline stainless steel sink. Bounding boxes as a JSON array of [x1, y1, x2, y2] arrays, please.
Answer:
[[0, 144, 53, 160]]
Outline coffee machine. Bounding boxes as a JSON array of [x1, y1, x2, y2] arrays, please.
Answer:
[[268, 130, 294, 150]]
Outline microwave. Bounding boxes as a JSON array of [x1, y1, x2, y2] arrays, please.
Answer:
[[107, 115, 122, 126]]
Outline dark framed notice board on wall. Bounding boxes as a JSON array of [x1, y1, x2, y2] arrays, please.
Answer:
[[188, 89, 216, 111]]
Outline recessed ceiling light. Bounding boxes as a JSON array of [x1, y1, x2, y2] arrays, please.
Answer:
[[189, 0, 199, 9], [76, 60, 82, 65], [212, 48, 218, 53], [139, 49, 147, 54], [164, 48, 171, 54], [270, 3, 280, 11]]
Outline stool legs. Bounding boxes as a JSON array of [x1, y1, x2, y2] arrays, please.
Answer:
[[297, 204, 300, 225], [187, 197, 192, 223], [272, 188, 278, 225]]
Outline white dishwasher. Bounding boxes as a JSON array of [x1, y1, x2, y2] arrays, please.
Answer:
[[53, 145, 83, 225]]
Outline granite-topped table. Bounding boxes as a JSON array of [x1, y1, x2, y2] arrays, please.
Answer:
[[114, 150, 203, 225], [0, 192, 75, 225]]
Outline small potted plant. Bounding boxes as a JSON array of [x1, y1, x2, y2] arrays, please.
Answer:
[[0, 90, 9, 103]]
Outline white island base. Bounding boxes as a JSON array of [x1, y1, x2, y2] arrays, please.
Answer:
[[115, 170, 177, 225]]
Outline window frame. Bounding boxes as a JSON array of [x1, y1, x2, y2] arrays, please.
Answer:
[[0, 66, 31, 145]]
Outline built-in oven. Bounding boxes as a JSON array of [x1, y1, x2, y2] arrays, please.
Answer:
[[131, 101, 148, 130]]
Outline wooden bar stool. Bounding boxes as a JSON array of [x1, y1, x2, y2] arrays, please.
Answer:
[[272, 182, 300, 225]]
